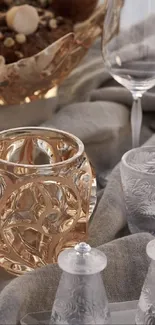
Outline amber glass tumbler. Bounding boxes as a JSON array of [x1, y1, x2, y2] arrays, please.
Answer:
[[0, 127, 96, 275]]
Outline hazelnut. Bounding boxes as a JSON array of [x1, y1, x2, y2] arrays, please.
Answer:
[[4, 37, 15, 48], [49, 18, 57, 29], [15, 51, 24, 59], [15, 33, 26, 44], [44, 11, 54, 18], [6, 5, 39, 35], [40, 19, 47, 26]]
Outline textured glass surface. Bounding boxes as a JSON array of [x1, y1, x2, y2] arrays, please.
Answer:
[[121, 146, 155, 234], [0, 127, 96, 275], [51, 243, 110, 325], [52, 272, 110, 325], [58, 242, 107, 274], [0, 2, 107, 105]]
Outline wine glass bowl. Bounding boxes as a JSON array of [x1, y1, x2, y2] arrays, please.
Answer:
[[102, 0, 155, 147]]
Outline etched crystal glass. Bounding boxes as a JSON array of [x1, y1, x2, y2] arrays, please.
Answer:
[[51, 242, 110, 325], [121, 146, 155, 234], [136, 239, 155, 324], [0, 127, 96, 275]]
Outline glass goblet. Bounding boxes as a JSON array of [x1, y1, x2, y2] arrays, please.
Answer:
[[102, 0, 155, 148]]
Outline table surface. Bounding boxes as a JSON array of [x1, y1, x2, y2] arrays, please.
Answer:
[[111, 300, 137, 324], [21, 301, 138, 325]]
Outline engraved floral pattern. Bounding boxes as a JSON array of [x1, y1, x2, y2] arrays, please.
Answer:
[[136, 261, 155, 324], [121, 148, 155, 234], [127, 150, 155, 173], [52, 273, 110, 325]]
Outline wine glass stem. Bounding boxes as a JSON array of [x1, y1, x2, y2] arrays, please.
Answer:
[[131, 95, 143, 148]]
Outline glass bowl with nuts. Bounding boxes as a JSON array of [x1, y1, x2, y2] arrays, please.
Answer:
[[0, 0, 107, 105]]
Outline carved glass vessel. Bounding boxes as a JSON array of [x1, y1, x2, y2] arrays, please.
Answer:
[[0, 2, 107, 106], [51, 242, 110, 324], [0, 127, 96, 275]]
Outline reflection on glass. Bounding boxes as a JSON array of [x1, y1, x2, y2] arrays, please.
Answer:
[[102, 0, 155, 147], [0, 127, 96, 275]]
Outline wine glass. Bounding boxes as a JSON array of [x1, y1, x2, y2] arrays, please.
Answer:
[[102, 0, 155, 148]]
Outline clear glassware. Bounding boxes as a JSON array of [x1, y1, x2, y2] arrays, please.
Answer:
[[51, 242, 110, 325], [0, 127, 96, 275], [136, 239, 155, 324], [102, 0, 155, 148], [120, 146, 155, 234]]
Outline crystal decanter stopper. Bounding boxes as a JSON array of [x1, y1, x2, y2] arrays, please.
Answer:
[[51, 242, 110, 325]]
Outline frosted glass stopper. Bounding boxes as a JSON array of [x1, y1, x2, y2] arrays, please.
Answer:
[[58, 242, 107, 275]]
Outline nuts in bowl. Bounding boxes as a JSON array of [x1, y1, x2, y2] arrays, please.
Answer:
[[0, 0, 107, 105]]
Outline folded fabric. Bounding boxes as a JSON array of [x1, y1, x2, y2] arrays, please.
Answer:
[[89, 133, 155, 246], [0, 233, 153, 325], [0, 96, 58, 132]]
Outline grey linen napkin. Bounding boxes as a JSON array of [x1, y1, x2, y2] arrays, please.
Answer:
[[0, 233, 153, 324], [0, 97, 58, 132]]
